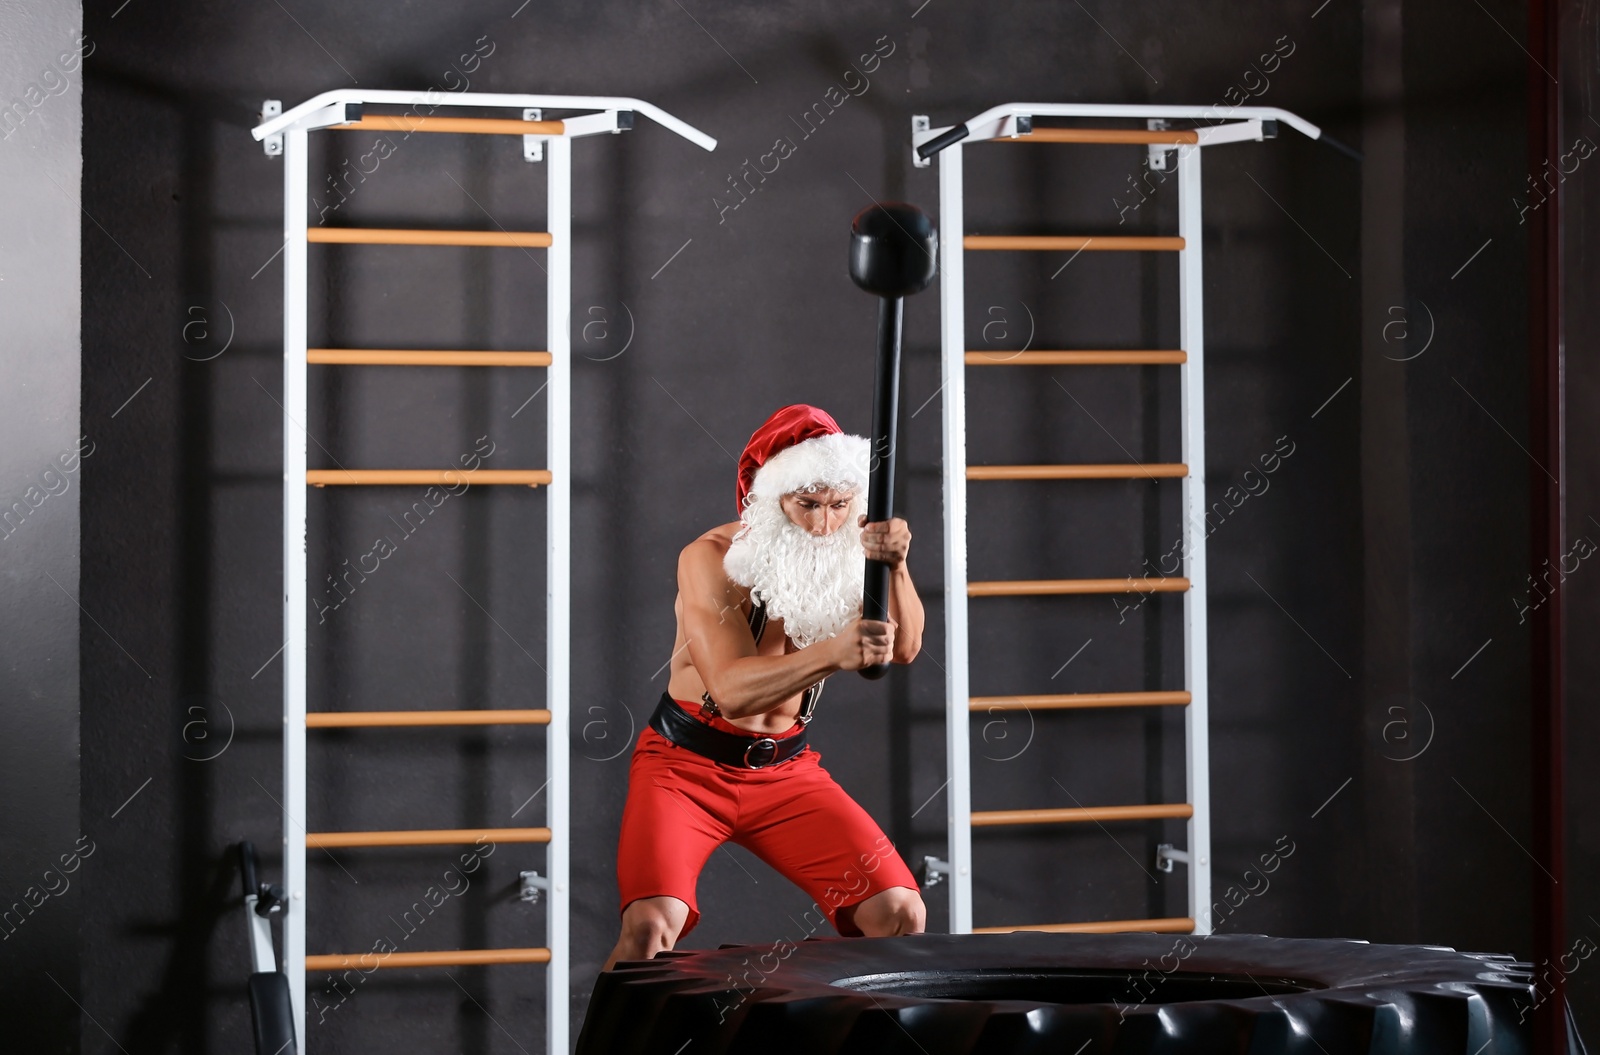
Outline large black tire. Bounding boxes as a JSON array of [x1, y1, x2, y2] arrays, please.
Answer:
[[577, 932, 1563, 1054]]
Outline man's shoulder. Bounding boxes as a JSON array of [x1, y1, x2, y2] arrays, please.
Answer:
[[678, 522, 743, 574], [677, 523, 752, 614], [681, 522, 741, 557]]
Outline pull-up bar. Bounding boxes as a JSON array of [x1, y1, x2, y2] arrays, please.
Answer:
[[252, 89, 717, 151], [334, 114, 565, 136], [913, 102, 1358, 162]]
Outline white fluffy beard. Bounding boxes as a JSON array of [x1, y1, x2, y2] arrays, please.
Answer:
[[722, 493, 865, 649]]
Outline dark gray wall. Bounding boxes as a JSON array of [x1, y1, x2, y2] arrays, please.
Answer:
[[63, 0, 1590, 1051], [0, 1, 84, 1051], [1559, 0, 1600, 1030]]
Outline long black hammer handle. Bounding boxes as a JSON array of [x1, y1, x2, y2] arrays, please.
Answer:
[[861, 295, 903, 663], [848, 203, 937, 680]]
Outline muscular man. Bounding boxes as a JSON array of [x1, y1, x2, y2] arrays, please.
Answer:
[[604, 404, 926, 969]]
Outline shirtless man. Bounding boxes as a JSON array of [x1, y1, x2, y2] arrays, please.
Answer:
[[604, 404, 926, 969]]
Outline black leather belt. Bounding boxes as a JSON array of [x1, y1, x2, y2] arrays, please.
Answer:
[[648, 693, 809, 769]]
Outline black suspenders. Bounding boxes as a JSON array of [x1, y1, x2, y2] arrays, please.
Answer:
[[747, 597, 769, 645], [700, 598, 824, 725]]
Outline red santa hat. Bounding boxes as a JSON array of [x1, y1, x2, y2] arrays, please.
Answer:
[[735, 404, 870, 515]]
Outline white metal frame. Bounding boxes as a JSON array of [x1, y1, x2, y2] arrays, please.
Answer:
[[937, 143, 974, 933], [1176, 138, 1212, 936], [259, 90, 713, 1054], [281, 122, 310, 1023], [544, 131, 574, 1055], [917, 103, 1319, 938]]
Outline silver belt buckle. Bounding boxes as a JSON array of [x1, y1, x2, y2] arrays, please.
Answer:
[[742, 736, 779, 768]]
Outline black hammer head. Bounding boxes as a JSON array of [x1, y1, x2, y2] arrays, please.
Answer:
[[849, 203, 938, 298]]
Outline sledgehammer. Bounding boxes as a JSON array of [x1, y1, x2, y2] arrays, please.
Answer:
[[848, 202, 938, 680]]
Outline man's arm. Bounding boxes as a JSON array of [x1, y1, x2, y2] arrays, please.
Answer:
[[678, 539, 892, 719], [886, 562, 923, 663], [863, 517, 924, 663]]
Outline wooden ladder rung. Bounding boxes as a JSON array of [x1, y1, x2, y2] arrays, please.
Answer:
[[998, 128, 1200, 146], [308, 709, 552, 728], [969, 577, 1190, 597], [974, 917, 1196, 935], [964, 235, 1184, 252], [307, 228, 552, 248], [966, 350, 1187, 366], [973, 804, 1193, 826], [306, 827, 551, 849], [306, 947, 552, 971], [333, 115, 565, 136], [968, 463, 1187, 481], [970, 691, 1191, 711], [306, 470, 551, 487], [308, 349, 551, 367]]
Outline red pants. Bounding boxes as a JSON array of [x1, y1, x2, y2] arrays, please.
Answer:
[[616, 699, 919, 939]]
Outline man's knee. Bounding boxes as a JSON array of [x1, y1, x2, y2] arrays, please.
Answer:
[[856, 887, 925, 936], [620, 898, 687, 955], [885, 888, 927, 934]]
